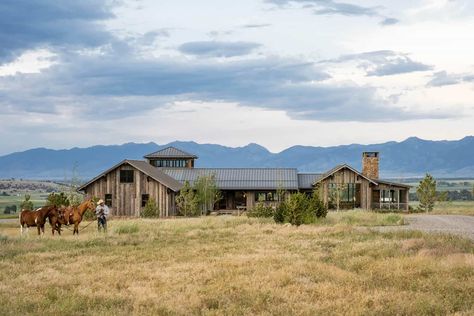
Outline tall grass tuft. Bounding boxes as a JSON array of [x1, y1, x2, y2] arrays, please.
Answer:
[[114, 223, 139, 234]]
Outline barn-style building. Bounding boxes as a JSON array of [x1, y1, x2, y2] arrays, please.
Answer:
[[78, 147, 410, 216]]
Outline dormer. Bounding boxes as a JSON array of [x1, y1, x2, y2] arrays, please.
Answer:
[[144, 146, 197, 168]]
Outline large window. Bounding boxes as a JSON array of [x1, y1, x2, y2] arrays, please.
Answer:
[[255, 191, 277, 202], [380, 190, 397, 202], [329, 183, 358, 202], [105, 194, 112, 207], [120, 170, 134, 183]]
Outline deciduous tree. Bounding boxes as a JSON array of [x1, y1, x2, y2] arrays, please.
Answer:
[[176, 181, 199, 216]]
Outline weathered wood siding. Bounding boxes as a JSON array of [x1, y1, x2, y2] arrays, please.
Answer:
[[318, 168, 372, 210], [83, 164, 176, 217]]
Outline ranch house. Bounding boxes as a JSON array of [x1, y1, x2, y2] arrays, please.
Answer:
[[78, 147, 410, 216]]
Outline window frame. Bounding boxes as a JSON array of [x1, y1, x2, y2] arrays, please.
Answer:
[[141, 194, 150, 207], [105, 194, 112, 207], [255, 191, 277, 202], [120, 170, 134, 183]]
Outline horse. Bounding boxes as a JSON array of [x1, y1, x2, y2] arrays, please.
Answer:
[[63, 199, 96, 235], [48, 206, 67, 235], [19, 205, 59, 235]]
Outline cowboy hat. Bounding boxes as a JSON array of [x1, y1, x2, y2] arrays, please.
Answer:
[[97, 199, 105, 205]]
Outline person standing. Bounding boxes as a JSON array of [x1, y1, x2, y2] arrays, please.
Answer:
[[95, 199, 109, 232]]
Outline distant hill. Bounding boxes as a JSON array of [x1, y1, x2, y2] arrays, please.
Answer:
[[0, 137, 473, 180]]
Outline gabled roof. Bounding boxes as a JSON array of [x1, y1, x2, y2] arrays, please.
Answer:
[[77, 160, 183, 192], [315, 164, 378, 185], [298, 173, 322, 189], [144, 146, 198, 159], [160, 168, 299, 190]]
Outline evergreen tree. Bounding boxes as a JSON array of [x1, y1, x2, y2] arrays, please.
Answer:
[[311, 185, 328, 218], [416, 174, 437, 212], [141, 198, 159, 218]]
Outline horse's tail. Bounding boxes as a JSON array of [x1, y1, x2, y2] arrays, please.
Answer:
[[19, 211, 24, 234]]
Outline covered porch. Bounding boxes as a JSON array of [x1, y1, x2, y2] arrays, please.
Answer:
[[371, 182, 410, 211]]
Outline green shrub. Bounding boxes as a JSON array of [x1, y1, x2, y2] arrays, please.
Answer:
[[114, 223, 139, 234], [273, 203, 285, 223], [273, 190, 328, 226], [283, 193, 308, 226], [4, 205, 17, 214], [247, 202, 274, 218], [46, 192, 70, 207], [83, 209, 96, 221], [312, 191, 328, 218], [141, 199, 159, 218]]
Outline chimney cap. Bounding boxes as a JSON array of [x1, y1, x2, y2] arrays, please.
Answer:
[[363, 152, 379, 158]]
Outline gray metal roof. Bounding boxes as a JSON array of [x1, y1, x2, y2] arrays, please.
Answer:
[[144, 146, 198, 159], [127, 160, 183, 191], [77, 159, 183, 192], [297, 173, 322, 189], [161, 168, 299, 190], [376, 179, 411, 189]]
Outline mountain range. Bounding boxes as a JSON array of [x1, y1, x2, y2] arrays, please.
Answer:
[[0, 136, 473, 180]]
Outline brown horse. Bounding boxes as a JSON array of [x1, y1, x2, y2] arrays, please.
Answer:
[[63, 200, 96, 235], [19, 205, 58, 235], [48, 206, 67, 235]]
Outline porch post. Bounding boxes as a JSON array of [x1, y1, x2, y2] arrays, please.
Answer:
[[397, 190, 400, 210]]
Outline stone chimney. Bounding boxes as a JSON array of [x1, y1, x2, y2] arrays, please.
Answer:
[[362, 152, 379, 179]]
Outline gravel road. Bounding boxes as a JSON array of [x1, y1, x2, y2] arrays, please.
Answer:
[[375, 215, 474, 240]]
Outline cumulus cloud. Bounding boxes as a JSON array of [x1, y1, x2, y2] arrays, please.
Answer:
[[0, 0, 116, 63], [324, 50, 432, 76], [178, 41, 261, 58]]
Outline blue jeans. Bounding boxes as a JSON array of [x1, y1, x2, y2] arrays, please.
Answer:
[[98, 216, 107, 231]]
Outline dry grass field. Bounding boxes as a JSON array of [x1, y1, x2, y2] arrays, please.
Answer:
[[1, 213, 473, 315]]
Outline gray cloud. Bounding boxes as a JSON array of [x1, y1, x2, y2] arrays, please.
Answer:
[[0, 2, 454, 125], [0, 0, 116, 63], [324, 50, 432, 76], [266, 0, 378, 17], [0, 49, 455, 122], [427, 71, 474, 87], [266, 0, 399, 25], [380, 17, 399, 26], [241, 23, 272, 28], [178, 41, 261, 57]]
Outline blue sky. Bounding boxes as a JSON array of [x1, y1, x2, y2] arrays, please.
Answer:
[[0, 0, 473, 154]]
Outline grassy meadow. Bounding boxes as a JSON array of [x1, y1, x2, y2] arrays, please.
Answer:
[[409, 201, 474, 216], [1, 214, 473, 315]]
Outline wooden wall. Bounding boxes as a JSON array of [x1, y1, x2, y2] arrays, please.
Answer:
[[83, 164, 176, 217], [318, 168, 372, 210]]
